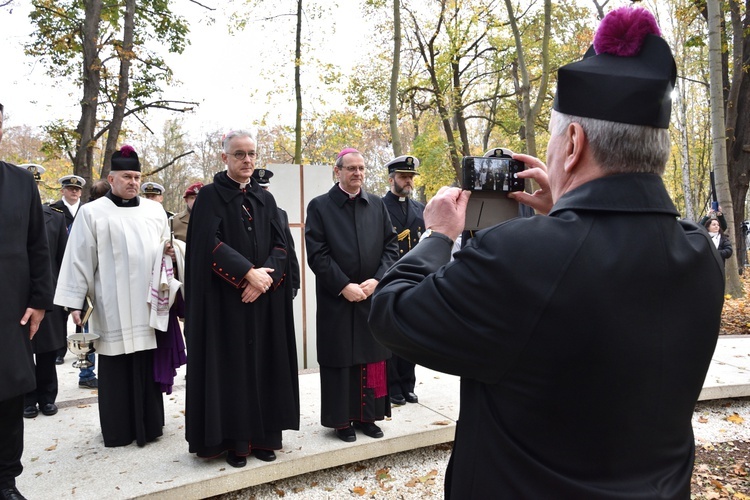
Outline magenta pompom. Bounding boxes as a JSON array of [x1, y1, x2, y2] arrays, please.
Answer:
[[119, 144, 135, 157], [593, 7, 661, 57]]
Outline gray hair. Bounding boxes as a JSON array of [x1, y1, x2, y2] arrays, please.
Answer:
[[550, 110, 670, 175], [335, 151, 363, 169], [222, 130, 256, 153]]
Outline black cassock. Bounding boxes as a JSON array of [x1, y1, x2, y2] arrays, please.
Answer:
[[185, 171, 299, 457]]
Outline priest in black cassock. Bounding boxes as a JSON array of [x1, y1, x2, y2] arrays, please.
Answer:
[[305, 147, 399, 442], [381, 155, 424, 406], [184, 130, 299, 468], [0, 102, 53, 500]]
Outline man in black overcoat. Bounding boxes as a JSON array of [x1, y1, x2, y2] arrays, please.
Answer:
[[49, 174, 85, 232], [185, 130, 299, 468], [370, 7, 725, 499], [381, 155, 424, 406], [0, 103, 53, 500], [16, 164, 68, 419], [305, 147, 399, 442]]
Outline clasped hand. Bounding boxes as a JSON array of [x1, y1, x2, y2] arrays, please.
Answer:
[[241, 267, 275, 303], [341, 279, 379, 302]]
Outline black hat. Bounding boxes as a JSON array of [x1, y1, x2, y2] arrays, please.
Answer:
[[252, 168, 273, 187], [483, 148, 515, 158], [111, 144, 141, 172], [385, 155, 420, 175], [18, 163, 46, 181], [553, 7, 676, 129], [59, 174, 86, 188]]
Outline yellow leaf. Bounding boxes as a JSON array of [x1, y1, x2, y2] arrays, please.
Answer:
[[726, 413, 744, 424], [350, 486, 366, 496], [45, 444, 57, 451]]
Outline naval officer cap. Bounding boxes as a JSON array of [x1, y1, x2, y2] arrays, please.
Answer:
[[141, 182, 165, 195], [251, 168, 274, 187], [59, 174, 86, 189], [483, 148, 515, 158], [553, 6, 676, 129], [18, 163, 46, 181], [385, 155, 420, 175], [111, 144, 141, 172]]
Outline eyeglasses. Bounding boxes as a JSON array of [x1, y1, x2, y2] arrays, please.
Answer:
[[342, 166, 366, 172], [231, 151, 257, 160]]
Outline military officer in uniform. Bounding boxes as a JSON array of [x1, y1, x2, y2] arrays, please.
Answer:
[[381, 155, 424, 406], [17, 164, 68, 419], [171, 182, 202, 243], [49, 174, 86, 232], [141, 182, 173, 217]]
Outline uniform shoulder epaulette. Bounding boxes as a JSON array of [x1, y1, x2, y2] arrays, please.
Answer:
[[50, 206, 64, 214]]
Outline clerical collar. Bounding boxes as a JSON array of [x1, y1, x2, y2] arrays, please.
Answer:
[[105, 190, 140, 207], [63, 198, 80, 217], [338, 183, 361, 199], [226, 172, 250, 190], [398, 196, 406, 202]]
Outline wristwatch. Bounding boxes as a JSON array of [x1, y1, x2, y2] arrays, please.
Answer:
[[419, 228, 454, 245]]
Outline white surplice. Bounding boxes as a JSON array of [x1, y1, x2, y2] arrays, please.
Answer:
[[54, 196, 169, 356]]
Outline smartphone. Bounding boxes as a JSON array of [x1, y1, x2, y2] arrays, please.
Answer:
[[711, 201, 719, 211], [461, 156, 525, 192]]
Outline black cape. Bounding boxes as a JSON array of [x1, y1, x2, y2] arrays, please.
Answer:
[[184, 171, 299, 454]]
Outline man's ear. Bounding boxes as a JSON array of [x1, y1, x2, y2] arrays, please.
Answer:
[[563, 122, 586, 173]]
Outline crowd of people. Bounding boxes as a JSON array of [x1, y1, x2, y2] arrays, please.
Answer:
[[0, 6, 732, 500]]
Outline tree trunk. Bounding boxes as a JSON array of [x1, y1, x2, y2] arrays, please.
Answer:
[[389, 0, 402, 157], [294, 0, 302, 164], [707, 0, 743, 296], [676, 83, 695, 221], [73, 0, 103, 194], [101, 0, 135, 179]]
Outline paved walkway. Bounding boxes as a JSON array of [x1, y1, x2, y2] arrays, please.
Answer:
[[15, 336, 750, 499]]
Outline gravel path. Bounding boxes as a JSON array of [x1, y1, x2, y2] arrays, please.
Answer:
[[216, 398, 750, 499]]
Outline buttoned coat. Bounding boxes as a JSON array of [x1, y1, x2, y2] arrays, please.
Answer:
[[48, 198, 76, 230], [382, 191, 425, 258], [305, 184, 399, 367], [370, 174, 724, 499], [0, 162, 53, 401], [31, 205, 68, 354], [170, 208, 190, 243]]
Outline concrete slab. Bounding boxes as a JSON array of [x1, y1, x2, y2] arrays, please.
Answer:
[[15, 336, 750, 499]]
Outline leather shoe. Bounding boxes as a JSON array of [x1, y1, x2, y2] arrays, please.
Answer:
[[226, 450, 247, 468], [79, 378, 98, 389], [55, 356, 65, 365], [405, 392, 419, 404], [390, 394, 406, 406], [23, 405, 38, 419], [335, 425, 356, 442], [0, 485, 27, 500], [353, 421, 384, 439], [253, 449, 276, 462], [41, 403, 58, 416]]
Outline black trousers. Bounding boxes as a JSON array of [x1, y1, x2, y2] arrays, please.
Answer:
[[387, 354, 416, 397], [0, 395, 24, 488], [24, 350, 59, 407]]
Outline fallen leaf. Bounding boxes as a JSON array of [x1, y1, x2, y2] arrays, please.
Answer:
[[45, 444, 57, 451], [350, 486, 366, 496], [405, 479, 418, 488], [698, 416, 709, 423], [726, 413, 745, 425], [431, 421, 451, 426]]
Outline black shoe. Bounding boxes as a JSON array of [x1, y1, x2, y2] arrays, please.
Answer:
[[41, 403, 58, 416], [0, 486, 27, 500], [79, 378, 98, 389], [226, 450, 247, 468], [55, 356, 65, 365], [353, 421, 384, 439], [253, 449, 277, 462], [23, 405, 38, 419], [405, 392, 419, 404], [335, 424, 356, 442], [390, 394, 406, 406]]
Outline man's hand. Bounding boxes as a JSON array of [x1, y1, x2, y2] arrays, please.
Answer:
[[241, 286, 263, 303], [70, 310, 82, 326], [341, 283, 367, 302], [164, 242, 176, 260], [508, 153, 553, 215], [359, 278, 379, 298], [21, 308, 46, 340], [244, 267, 274, 291], [423, 186, 471, 241]]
